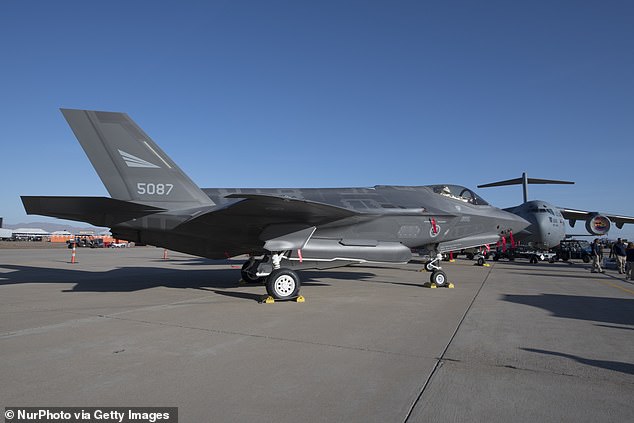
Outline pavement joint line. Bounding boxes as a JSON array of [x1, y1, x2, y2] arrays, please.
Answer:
[[403, 262, 496, 423], [0, 292, 229, 338], [0, 293, 428, 359], [0, 314, 109, 339], [98, 313, 429, 359]]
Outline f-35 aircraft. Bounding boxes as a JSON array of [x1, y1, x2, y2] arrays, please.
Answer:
[[478, 172, 634, 249], [22, 109, 528, 299]]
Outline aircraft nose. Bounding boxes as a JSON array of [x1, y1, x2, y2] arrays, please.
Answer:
[[500, 211, 530, 236]]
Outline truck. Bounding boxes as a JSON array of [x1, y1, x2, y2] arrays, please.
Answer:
[[551, 239, 592, 263]]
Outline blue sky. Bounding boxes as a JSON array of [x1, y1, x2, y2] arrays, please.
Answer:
[[1, 1, 633, 239]]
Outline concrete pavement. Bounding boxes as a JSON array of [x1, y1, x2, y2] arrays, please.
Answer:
[[1, 248, 632, 422]]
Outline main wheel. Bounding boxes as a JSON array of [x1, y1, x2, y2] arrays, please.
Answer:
[[241, 260, 263, 284], [430, 270, 448, 287], [266, 269, 301, 300]]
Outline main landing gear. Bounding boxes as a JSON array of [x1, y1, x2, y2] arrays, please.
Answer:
[[266, 268, 301, 299], [423, 252, 450, 288], [241, 252, 303, 301]]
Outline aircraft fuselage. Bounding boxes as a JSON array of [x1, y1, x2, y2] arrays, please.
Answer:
[[505, 200, 566, 249]]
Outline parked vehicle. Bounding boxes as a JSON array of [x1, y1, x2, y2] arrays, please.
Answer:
[[552, 240, 591, 263], [492, 245, 557, 264]]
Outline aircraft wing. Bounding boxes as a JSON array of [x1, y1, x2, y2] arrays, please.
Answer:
[[21, 196, 165, 227], [560, 208, 634, 229], [175, 194, 361, 254], [221, 194, 359, 224]]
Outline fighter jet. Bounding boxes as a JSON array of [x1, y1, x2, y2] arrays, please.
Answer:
[[22, 109, 528, 299], [478, 172, 634, 249]]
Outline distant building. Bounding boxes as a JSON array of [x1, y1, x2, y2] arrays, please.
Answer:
[[50, 230, 73, 243], [12, 228, 48, 241], [0, 217, 13, 239]]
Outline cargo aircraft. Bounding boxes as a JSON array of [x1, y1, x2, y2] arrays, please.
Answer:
[[478, 173, 634, 249], [22, 109, 528, 300]]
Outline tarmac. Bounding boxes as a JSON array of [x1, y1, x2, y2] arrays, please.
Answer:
[[1, 247, 633, 422]]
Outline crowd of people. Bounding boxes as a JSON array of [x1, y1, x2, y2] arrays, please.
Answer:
[[599, 238, 634, 280]]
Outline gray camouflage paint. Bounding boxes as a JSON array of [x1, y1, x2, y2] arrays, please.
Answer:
[[23, 109, 529, 267]]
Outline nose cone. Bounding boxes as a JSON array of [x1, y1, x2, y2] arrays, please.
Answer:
[[498, 210, 530, 236]]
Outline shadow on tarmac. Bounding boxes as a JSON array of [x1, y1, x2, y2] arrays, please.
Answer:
[[495, 260, 587, 269], [0, 264, 375, 295], [595, 324, 634, 331], [147, 258, 243, 266], [522, 347, 634, 375], [503, 293, 634, 326], [506, 271, 602, 280]]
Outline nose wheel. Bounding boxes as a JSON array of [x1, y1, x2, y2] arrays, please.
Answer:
[[430, 270, 448, 287], [422, 251, 453, 288]]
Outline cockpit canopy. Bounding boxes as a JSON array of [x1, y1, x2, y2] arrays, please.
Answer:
[[527, 204, 559, 216], [427, 185, 489, 205]]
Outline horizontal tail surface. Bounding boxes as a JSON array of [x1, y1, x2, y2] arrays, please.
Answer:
[[21, 196, 165, 227]]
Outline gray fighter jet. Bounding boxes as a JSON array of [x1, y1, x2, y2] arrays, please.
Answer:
[[22, 109, 528, 299]]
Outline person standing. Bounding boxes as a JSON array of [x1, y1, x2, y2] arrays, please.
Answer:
[[626, 242, 634, 280], [613, 238, 627, 274], [591, 238, 604, 273]]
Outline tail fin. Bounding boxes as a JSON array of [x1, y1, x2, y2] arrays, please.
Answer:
[[61, 109, 213, 207], [477, 172, 574, 203]]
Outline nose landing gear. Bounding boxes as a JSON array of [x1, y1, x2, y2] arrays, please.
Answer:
[[423, 252, 454, 288]]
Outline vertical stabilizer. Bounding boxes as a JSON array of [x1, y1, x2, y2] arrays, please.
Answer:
[[60, 109, 213, 207], [522, 172, 528, 203]]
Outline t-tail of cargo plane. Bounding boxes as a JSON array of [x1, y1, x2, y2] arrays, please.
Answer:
[[23, 109, 529, 300]]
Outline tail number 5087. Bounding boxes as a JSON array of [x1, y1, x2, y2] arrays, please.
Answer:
[[137, 183, 174, 195]]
